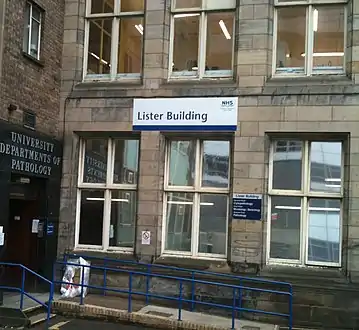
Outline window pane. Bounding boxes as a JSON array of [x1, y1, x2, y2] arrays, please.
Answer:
[[172, 15, 200, 76], [31, 6, 41, 21], [83, 138, 108, 183], [117, 17, 143, 75], [87, 19, 112, 76], [204, 0, 236, 10], [270, 196, 301, 260], [205, 12, 234, 76], [110, 191, 136, 248], [202, 141, 230, 188], [307, 199, 340, 264], [310, 142, 342, 193], [312, 6, 345, 73], [165, 193, 193, 252], [272, 140, 302, 190], [30, 19, 40, 58], [276, 7, 306, 74], [198, 194, 227, 255], [79, 190, 104, 245], [91, 0, 114, 14], [121, 0, 144, 12], [23, 4, 31, 53], [174, 0, 201, 9], [113, 139, 139, 184], [168, 141, 196, 186]]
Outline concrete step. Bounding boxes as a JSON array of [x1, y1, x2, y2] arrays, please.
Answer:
[[28, 311, 56, 326]]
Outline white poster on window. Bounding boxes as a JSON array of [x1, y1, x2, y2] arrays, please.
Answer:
[[31, 219, 40, 233]]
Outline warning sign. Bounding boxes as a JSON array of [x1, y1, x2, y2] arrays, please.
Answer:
[[141, 231, 151, 245]]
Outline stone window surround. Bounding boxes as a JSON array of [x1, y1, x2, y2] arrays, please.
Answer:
[[82, 0, 145, 82], [162, 138, 231, 260], [266, 138, 344, 268], [75, 137, 139, 252], [272, 0, 349, 78]]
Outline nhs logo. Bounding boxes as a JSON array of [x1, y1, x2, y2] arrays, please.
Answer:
[[220, 100, 235, 111]]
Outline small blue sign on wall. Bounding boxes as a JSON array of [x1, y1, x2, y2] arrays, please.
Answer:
[[232, 194, 262, 220], [47, 223, 54, 236]]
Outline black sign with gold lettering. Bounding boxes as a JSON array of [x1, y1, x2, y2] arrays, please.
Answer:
[[0, 130, 62, 178]]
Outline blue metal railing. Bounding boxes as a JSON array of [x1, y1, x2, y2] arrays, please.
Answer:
[[0, 262, 54, 326], [54, 260, 293, 329]]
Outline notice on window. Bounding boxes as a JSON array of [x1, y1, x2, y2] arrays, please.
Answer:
[[141, 231, 151, 245], [232, 194, 262, 221], [0, 233, 4, 246], [31, 219, 40, 233]]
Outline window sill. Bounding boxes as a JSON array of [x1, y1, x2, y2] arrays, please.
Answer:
[[22, 52, 44, 67], [76, 79, 142, 89], [71, 248, 135, 261], [156, 255, 229, 271], [267, 74, 351, 85]]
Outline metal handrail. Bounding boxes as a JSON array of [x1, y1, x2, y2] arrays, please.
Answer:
[[54, 260, 293, 329], [0, 262, 54, 326]]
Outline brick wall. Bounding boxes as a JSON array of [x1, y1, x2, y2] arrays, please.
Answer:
[[0, 0, 64, 137]]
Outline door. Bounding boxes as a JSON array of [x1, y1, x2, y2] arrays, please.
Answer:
[[5, 198, 41, 288]]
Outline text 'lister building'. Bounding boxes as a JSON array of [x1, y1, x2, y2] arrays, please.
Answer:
[[59, 0, 359, 328], [0, 0, 64, 281]]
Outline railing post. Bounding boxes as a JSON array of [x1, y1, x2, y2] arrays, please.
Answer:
[[20, 267, 25, 310], [237, 279, 242, 320], [103, 260, 107, 296], [145, 264, 151, 304], [190, 271, 195, 312], [128, 272, 132, 313], [231, 288, 236, 330], [178, 280, 183, 321], [47, 282, 54, 327], [289, 286, 293, 330], [80, 265, 85, 305]]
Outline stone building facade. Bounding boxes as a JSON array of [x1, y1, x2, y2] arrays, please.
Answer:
[[59, 0, 359, 328], [0, 0, 64, 280]]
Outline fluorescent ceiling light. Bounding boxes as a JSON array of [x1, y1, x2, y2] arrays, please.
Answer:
[[200, 202, 214, 206], [275, 206, 301, 210], [308, 207, 340, 212], [325, 178, 341, 182], [313, 9, 318, 32], [219, 20, 231, 40], [174, 13, 200, 18], [325, 184, 341, 188], [87, 197, 104, 201], [301, 52, 344, 57], [111, 199, 129, 203], [135, 24, 143, 35], [90, 52, 109, 65], [167, 201, 214, 206]]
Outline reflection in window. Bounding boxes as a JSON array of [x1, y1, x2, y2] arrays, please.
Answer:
[[272, 140, 302, 190], [87, 19, 112, 76], [121, 0, 145, 12], [205, 12, 234, 76], [174, 0, 201, 9], [79, 190, 104, 246], [172, 15, 200, 76], [198, 194, 227, 255], [276, 7, 305, 74], [83, 138, 108, 184], [165, 193, 193, 252], [270, 196, 301, 260], [202, 141, 229, 188], [169, 141, 195, 186], [117, 17, 143, 75], [308, 199, 340, 263], [113, 139, 139, 184], [91, 0, 114, 14], [310, 142, 342, 193], [110, 191, 136, 248]]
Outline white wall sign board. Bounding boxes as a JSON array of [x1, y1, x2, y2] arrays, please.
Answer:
[[141, 231, 151, 245], [133, 97, 238, 131]]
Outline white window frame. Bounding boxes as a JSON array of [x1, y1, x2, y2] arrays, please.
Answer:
[[267, 140, 344, 267], [272, 0, 347, 77], [74, 137, 138, 252], [162, 139, 230, 260], [83, 0, 144, 81], [168, 1, 236, 80], [24, 2, 42, 60]]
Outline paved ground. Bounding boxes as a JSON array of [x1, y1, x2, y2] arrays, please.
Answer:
[[33, 316, 155, 329]]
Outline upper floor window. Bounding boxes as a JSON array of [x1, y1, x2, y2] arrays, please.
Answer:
[[268, 140, 343, 267], [23, 2, 42, 60], [169, 0, 236, 80], [273, 0, 346, 77], [84, 0, 144, 81]]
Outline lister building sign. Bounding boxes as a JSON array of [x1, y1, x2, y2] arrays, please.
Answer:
[[0, 131, 62, 177]]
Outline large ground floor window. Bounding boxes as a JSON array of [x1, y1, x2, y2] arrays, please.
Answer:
[[267, 139, 343, 267], [162, 139, 231, 258], [75, 137, 139, 251]]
